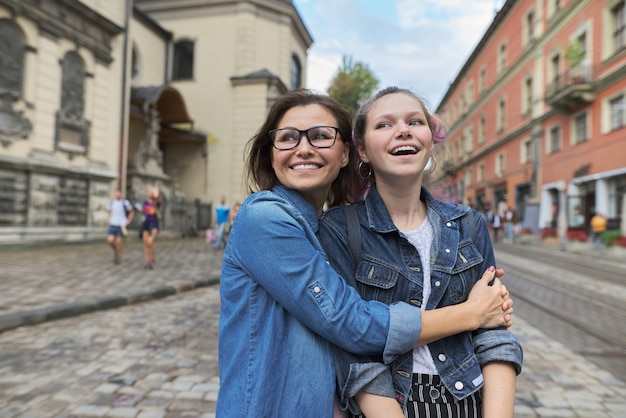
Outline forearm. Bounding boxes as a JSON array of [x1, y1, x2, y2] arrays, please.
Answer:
[[418, 302, 480, 345], [481, 361, 516, 418], [356, 392, 404, 418]]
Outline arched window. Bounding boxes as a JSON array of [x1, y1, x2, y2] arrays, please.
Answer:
[[60, 52, 85, 119], [131, 45, 140, 80], [0, 20, 25, 98], [173, 40, 194, 80], [290, 54, 302, 90], [56, 52, 89, 152]]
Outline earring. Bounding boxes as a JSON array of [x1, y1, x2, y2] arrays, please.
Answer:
[[358, 161, 372, 179], [424, 155, 437, 174]]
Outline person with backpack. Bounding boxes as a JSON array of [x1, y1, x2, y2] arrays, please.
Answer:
[[106, 188, 134, 265], [318, 87, 522, 418]]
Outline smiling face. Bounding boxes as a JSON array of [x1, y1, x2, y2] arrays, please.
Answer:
[[271, 104, 350, 211], [358, 92, 433, 186]]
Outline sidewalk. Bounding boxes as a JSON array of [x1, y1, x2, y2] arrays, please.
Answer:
[[0, 236, 223, 333], [0, 236, 625, 417]]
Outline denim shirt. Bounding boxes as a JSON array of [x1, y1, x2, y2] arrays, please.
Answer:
[[216, 186, 424, 417], [318, 186, 523, 413]]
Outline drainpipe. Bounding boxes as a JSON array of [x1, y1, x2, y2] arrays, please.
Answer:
[[118, 0, 133, 191]]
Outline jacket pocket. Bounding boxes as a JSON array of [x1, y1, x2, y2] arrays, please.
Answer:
[[355, 261, 400, 304], [448, 241, 483, 302]]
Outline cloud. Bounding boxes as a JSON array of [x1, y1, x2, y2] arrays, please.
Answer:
[[298, 0, 501, 105]]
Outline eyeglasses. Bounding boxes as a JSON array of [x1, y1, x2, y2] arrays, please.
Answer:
[[269, 126, 340, 150]]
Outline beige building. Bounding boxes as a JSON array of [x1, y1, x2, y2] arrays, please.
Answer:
[[0, 0, 311, 244], [135, 0, 312, 204]]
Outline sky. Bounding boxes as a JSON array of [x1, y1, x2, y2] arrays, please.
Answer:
[[294, 0, 506, 110]]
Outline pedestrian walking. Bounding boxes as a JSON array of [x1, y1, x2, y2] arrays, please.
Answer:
[[106, 189, 134, 265], [590, 212, 607, 250], [492, 210, 502, 243], [503, 207, 516, 243], [213, 196, 230, 250], [141, 186, 162, 269]]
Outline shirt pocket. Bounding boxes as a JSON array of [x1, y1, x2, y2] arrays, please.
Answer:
[[355, 261, 400, 305]]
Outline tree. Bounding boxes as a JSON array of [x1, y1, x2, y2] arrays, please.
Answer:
[[327, 55, 379, 117]]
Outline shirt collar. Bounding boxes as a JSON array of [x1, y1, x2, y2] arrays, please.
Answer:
[[364, 185, 469, 233]]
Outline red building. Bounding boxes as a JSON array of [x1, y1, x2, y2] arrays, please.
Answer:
[[434, 0, 626, 238]]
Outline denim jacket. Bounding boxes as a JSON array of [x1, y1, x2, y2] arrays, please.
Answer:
[[318, 186, 523, 414], [216, 186, 425, 417]]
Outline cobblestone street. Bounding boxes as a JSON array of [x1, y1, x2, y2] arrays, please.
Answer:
[[0, 237, 625, 417]]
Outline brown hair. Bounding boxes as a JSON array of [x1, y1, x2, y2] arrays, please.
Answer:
[[245, 88, 357, 206]]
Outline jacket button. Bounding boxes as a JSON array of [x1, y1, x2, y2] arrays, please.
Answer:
[[313, 286, 320, 293], [438, 353, 446, 362], [429, 387, 441, 399], [455, 381, 464, 390], [446, 222, 452, 227], [434, 281, 441, 287], [445, 248, 451, 253]]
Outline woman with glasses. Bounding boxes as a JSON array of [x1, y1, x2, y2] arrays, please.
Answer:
[[216, 89, 513, 417], [318, 87, 522, 418]]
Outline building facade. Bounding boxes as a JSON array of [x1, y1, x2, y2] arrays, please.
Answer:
[[135, 0, 312, 205], [0, 0, 310, 243], [433, 0, 626, 240]]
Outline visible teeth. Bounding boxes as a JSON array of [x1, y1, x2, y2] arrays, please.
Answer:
[[392, 146, 417, 154], [292, 164, 319, 170]]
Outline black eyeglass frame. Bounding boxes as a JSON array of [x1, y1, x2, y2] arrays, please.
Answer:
[[269, 126, 342, 150]]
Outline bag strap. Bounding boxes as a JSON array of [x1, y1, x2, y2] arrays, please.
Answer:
[[342, 205, 362, 267]]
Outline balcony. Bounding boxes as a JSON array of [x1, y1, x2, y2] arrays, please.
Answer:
[[545, 64, 595, 112]]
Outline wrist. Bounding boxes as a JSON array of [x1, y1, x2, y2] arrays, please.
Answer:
[[462, 299, 482, 330]]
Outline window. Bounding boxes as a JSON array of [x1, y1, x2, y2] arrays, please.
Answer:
[[464, 126, 474, 153], [0, 19, 32, 145], [0, 20, 25, 98], [478, 115, 485, 146], [498, 97, 506, 132], [522, 138, 533, 163], [548, 0, 562, 18], [56, 51, 89, 153], [613, 1, 626, 52], [495, 152, 505, 176], [574, 112, 588, 144], [523, 76, 533, 114], [173, 40, 194, 80], [551, 54, 561, 85], [291, 54, 302, 90], [131, 45, 140, 80], [498, 43, 507, 74], [467, 81, 474, 105], [610, 94, 625, 130], [478, 163, 485, 183], [479, 67, 486, 93], [525, 10, 534, 44], [549, 125, 561, 153], [465, 168, 473, 186]]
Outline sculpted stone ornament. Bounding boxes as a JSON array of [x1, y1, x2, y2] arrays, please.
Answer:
[[0, 91, 32, 147]]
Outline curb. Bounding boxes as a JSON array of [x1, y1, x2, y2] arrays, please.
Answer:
[[0, 276, 220, 334]]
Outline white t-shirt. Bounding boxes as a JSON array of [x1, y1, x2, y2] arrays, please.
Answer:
[[108, 199, 133, 226], [404, 219, 438, 375]]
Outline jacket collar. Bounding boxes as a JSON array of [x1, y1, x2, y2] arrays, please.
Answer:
[[272, 185, 320, 231], [364, 185, 469, 233]]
